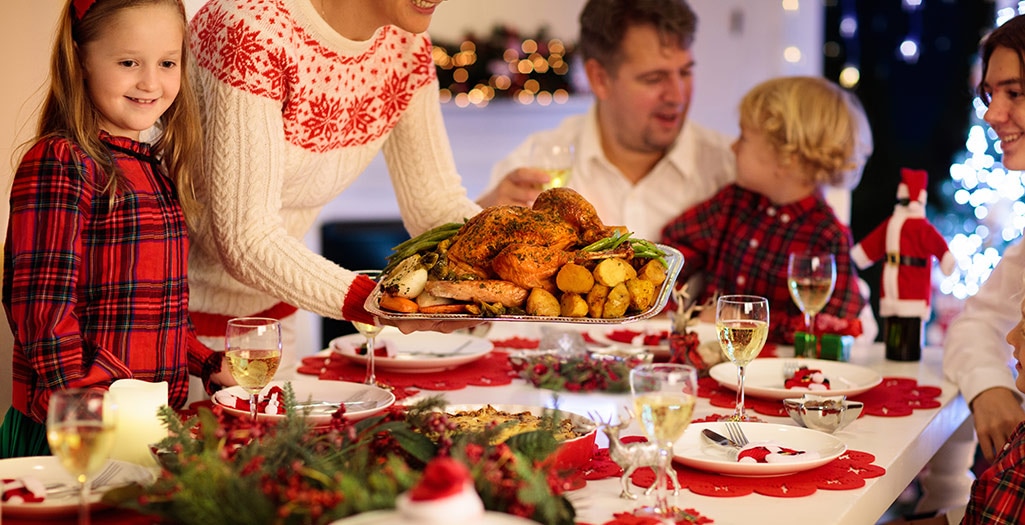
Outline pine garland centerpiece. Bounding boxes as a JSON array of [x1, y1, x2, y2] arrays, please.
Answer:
[[109, 388, 578, 525]]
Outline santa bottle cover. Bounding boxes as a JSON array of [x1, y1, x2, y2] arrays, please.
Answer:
[[851, 168, 954, 360]]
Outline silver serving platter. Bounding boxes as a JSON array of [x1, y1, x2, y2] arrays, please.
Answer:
[[364, 244, 683, 324]]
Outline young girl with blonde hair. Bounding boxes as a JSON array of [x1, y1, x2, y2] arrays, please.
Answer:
[[1, 0, 232, 458]]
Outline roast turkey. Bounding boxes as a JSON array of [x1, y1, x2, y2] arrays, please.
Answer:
[[443, 188, 620, 291]]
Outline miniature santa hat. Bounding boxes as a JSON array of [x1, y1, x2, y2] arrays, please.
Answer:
[[896, 168, 928, 204]]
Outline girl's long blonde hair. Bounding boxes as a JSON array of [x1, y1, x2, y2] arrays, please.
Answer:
[[39, 0, 203, 217]]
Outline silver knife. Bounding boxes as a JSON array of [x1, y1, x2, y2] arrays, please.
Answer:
[[702, 428, 740, 448], [293, 400, 378, 412], [701, 428, 741, 461]]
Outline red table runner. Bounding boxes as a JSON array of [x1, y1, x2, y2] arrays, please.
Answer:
[[583, 510, 714, 525], [698, 376, 942, 418], [297, 350, 518, 400], [593, 330, 778, 358]]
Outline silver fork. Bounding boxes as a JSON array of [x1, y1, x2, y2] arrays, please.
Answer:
[[89, 461, 123, 489], [47, 461, 123, 495], [782, 359, 800, 380], [724, 421, 750, 447]]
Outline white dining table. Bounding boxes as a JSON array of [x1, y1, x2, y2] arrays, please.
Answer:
[[375, 320, 972, 525]]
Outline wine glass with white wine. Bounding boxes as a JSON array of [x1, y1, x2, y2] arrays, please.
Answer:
[[46, 389, 117, 525], [629, 363, 698, 522], [530, 132, 574, 189], [351, 270, 385, 386], [716, 295, 769, 422], [225, 317, 282, 421], [787, 252, 836, 354]]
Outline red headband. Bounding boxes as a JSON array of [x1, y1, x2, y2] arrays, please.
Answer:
[[72, 0, 98, 21]]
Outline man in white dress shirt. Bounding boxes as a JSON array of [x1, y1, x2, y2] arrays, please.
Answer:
[[477, 0, 735, 241]]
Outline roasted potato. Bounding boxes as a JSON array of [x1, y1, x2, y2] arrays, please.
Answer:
[[559, 292, 589, 317], [593, 258, 637, 288], [602, 282, 630, 318], [625, 277, 655, 311], [415, 289, 455, 308], [381, 255, 428, 298], [636, 259, 667, 286], [586, 283, 609, 318], [526, 288, 561, 317], [556, 263, 595, 294]]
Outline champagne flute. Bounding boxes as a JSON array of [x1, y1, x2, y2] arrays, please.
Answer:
[[225, 317, 283, 421], [629, 364, 698, 522], [530, 132, 574, 189], [351, 270, 385, 386], [716, 295, 769, 422], [46, 389, 117, 525], [787, 252, 837, 351]]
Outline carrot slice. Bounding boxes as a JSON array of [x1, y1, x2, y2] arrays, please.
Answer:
[[419, 304, 469, 314], [379, 294, 419, 313]]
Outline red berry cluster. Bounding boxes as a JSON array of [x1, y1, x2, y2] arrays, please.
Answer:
[[511, 353, 641, 393]]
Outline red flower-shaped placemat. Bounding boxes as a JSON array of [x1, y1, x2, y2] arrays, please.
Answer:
[[296, 351, 517, 401], [591, 328, 778, 359], [577, 510, 714, 525], [697, 376, 941, 418], [581, 438, 884, 498], [492, 336, 541, 349]]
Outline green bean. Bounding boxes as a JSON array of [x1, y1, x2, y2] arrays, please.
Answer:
[[629, 239, 668, 267], [582, 230, 633, 252], [389, 222, 462, 254], [385, 222, 462, 266], [630, 239, 665, 256]]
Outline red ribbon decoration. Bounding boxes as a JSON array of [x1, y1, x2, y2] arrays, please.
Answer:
[[72, 0, 98, 21]]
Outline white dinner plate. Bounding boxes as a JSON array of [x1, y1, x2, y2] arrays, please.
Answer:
[[329, 509, 538, 525], [212, 379, 394, 426], [674, 422, 846, 477], [0, 457, 155, 518], [708, 358, 883, 400], [331, 329, 493, 373]]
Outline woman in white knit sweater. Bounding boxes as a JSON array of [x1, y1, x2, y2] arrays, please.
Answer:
[[186, 0, 480, 375]]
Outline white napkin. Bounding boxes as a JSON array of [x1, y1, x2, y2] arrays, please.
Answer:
[[2, 476, 47, 503], [212, 384, 283, 415]]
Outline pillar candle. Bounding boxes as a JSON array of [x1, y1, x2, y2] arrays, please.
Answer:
[[108, 379, 168, 468]]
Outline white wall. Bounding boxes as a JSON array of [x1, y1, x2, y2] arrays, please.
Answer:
[[0, 1, 822, 395], [428, 0, 823, 137], [0, 0, 62, 424]]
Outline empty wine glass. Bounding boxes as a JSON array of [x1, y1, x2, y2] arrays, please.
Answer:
[[716, 295, 769, 422], [787, 252, 837, 350], [46, 389, 117, 525], [351, 270, 385, 386], [225, 317, 282, 421], [629, 364, 698, 522]]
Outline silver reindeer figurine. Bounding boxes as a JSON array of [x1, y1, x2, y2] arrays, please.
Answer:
[[595, 411, 680, 500]]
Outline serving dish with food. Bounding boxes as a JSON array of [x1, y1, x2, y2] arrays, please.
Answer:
[[442, 404, 598, 469], [365, 188, 683, 323]]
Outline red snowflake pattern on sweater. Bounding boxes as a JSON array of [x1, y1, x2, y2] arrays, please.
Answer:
[[190, 0, 435, 152]]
